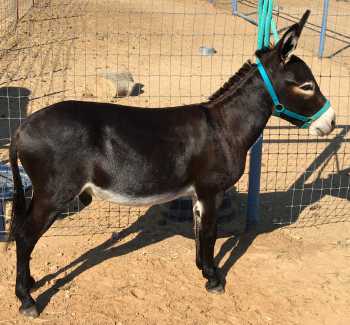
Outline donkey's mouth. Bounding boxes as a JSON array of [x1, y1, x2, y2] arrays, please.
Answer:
[[309, 106, 336, 137], [312, 127, 325, 137]]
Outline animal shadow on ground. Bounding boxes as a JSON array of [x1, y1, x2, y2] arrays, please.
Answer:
[[33, 201, 261, 314], [18, 126, 350, 314]]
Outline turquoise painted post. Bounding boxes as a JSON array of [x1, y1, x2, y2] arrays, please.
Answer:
[[246, 0, 278, 229]]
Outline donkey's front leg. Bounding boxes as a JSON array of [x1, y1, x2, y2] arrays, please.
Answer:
[[196, 193, 224, 294]]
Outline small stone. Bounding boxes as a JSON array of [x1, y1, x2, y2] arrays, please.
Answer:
[[310, 204, 321, 210], [50, 265, 59, 272], [130, 288, 146, 300], [82, 92, 95, 98]]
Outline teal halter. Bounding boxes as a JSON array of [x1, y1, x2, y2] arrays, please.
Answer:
[[256, 58, 331, 129]]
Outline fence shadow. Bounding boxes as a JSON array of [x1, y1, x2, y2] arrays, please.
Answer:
[[33, 203, 248, 313], [261, 126, 350, 225], [33, 195, 285, 314]]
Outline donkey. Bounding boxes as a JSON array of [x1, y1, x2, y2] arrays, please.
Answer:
[[8, 11, 335, 317]]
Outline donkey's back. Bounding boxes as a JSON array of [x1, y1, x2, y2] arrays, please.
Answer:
[[14, 100, 211, 207]]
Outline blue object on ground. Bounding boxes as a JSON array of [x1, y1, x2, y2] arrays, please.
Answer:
[[0, 164, 32, 232], [199, 46, 217, 56], [0, 164, 32, 199]]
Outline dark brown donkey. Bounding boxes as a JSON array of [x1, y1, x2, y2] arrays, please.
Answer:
[[8, 11, 335, 317]]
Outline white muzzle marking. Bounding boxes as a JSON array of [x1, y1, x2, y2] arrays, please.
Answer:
[[309, 106, 336, 137]]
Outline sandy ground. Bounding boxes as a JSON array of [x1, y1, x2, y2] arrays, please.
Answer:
[[0, 212, 350, 324], [0, 0, 350, 323]]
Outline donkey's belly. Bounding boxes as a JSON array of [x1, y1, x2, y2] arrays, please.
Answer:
[[81, 182, 195, 206]]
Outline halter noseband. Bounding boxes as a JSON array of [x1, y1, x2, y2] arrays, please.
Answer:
[[256, 58, 331, 129]]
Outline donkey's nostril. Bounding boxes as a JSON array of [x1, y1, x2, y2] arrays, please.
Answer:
[[315, 127, 325, 136], [331, 119, 336, 128]]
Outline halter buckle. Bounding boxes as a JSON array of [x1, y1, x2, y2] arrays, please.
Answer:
[[274, 104, 285, 116]]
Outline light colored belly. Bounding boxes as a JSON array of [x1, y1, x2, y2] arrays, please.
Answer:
[[81, 182, 195, 206]]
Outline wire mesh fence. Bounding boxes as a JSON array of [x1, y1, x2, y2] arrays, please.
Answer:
[[0, 0, 33, 38], [0, 0, 349, 237], [0, 1, 16, 38], [256, 0, 350, 227]]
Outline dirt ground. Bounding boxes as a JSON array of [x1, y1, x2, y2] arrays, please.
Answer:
[[0, 0, 350, 324], [0, 211, 350, 325]]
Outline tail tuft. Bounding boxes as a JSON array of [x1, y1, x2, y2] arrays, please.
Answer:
[[7, 136, 26, 243]]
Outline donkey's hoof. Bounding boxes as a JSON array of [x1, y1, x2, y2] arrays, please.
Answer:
[[19, 304, 39, 318], [205, 280, 225, 294]]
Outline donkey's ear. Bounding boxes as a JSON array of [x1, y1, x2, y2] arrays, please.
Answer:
[[298, 10, 311, 32], [277, 24, 299, 62], [277, 10, 311, 62]]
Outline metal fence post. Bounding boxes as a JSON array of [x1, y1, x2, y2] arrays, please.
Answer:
[[0, 200, 5, 240], [246, 135, 263, 229], [231, 0, 238, 15], [318, 0, 330, 57]]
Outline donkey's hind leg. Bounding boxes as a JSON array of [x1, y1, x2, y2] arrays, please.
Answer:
[[15, 194, 62, 318]]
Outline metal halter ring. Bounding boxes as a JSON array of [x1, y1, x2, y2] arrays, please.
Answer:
[[274, 104, 285, 115]]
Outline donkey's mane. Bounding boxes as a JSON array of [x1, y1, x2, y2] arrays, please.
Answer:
[[208, 60, 255, 102], [207, 47, 274, 105]]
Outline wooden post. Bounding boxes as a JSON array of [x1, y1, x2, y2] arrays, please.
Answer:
[[16, 0, 19, 23]]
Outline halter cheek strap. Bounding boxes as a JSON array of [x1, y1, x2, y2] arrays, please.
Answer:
[[256, 58, 331, 129]]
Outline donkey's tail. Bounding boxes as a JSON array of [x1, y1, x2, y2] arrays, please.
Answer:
[[7, 136, 26, 243]]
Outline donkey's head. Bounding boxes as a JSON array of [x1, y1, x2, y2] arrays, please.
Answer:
[[256, 10, 336, 136]]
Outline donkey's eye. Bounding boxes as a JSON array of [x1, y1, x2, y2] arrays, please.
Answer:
[[299, 82, 315, 91]]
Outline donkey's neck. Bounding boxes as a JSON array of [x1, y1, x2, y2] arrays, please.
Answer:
[[206, 67, 273, 151]]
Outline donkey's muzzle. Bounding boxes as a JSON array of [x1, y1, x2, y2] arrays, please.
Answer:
[[309, 106, 336, 137]]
